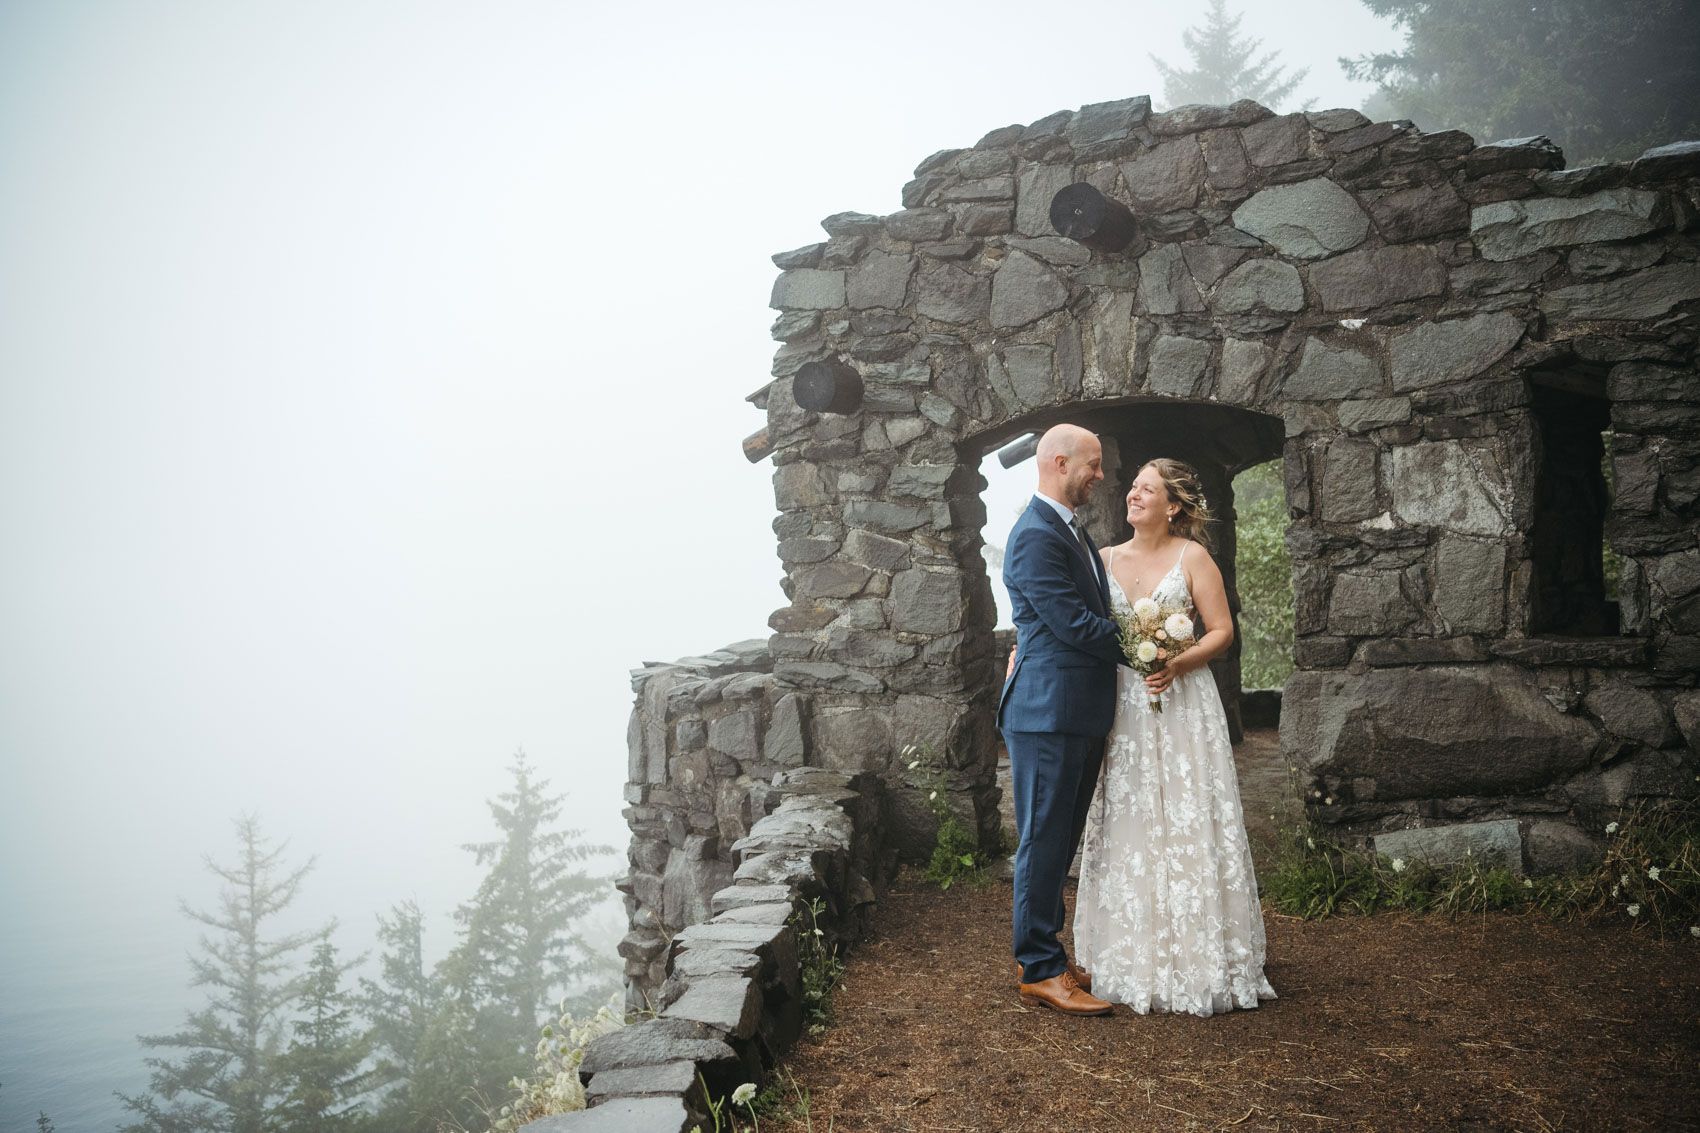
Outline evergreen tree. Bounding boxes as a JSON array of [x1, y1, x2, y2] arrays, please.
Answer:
[[440, 754, 615, 1115], [359, 901, 458, 1133], [1150, 0, 1309, 110], [119, 816, 323, 1133], [36, 1111, 55, 1133], [1343, 0, 1700, 163], [273, 938, 375, 1132]]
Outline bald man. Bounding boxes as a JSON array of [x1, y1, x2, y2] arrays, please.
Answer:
[[998, 424, 1123, 1016]]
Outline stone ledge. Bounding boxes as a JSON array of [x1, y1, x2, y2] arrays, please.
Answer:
[[1490, 637, 1651, 667], [532, 762, 887, 1133]]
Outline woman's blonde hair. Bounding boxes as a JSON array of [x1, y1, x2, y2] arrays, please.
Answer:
[[1139, 458, 1215, 550]]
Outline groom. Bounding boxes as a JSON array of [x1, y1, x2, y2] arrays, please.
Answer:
[[999, 423, 1124, 1017]]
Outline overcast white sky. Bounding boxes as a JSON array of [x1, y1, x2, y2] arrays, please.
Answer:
[[0, 1, 1404, 1123]]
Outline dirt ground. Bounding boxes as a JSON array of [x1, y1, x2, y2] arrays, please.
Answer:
[[766, 730, 1700, 1133]]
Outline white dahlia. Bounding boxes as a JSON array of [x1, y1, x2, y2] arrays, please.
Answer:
[[1135, 640, 1159, 663], [1164, 612, 1194, 641], [1132, 596, 1160, 619]]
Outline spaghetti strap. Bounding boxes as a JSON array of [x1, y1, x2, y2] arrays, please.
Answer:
[[1173, 540, 1190, 570]]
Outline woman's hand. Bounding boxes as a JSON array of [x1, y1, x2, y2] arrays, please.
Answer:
[[1144, 653, 1199, 694]]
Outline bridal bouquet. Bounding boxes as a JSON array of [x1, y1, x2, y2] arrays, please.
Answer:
[[1117, 597, 1197, 714]]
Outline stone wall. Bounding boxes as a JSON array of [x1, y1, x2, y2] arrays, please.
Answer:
[[753, 97, 1700, 872], [532, 763, 885, 1133], [612, 102, 1700, 1079]]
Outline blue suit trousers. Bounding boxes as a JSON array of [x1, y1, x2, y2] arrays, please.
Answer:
[[1005, 727, 1106, 983]]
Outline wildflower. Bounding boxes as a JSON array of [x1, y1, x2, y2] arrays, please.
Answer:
[[1621, 873, 1631, 888], [1523, 878, 1534, 888], [928, 790, 938, 800], [1690, 925, 1699, 938], [732, 1082, 758, 1106], [1605, 821, 1619, 835], [1649, 866, 1662, 881], [1306, 836, 1317, 850], [1390, 857, 1406, 873], [1324, 796, 1334, 805], [1627, 904, 1641, 917], [814, 927, 824, 936]]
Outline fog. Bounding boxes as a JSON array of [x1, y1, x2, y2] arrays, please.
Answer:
[[0, 1, 1400, 1125]]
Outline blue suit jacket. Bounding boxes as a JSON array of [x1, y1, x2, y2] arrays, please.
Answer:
[[997, 496, 1126, 737]]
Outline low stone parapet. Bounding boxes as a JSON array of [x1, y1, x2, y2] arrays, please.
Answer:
[[525, 767, 886, 1133]]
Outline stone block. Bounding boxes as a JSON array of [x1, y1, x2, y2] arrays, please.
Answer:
[[1016, 163, 1077, 237], [1231, 178, 1371, 259], [1241, 113, 1307, 166], [883, 208, 952, 242], [1065, 95, 1151, 156], [1150, 99, 1270, 136], [1147, 335, 1213, 397], [1280, 665, 1599, 799], [986, 344, 1056, 412], [1584, 679, 1677, 748], [1310, 245, 1446, 311], [1470, 188, 1664, 261], [847, 251, 915, 310], [1540, 263, 1700, 321], [793, 562, 872, 599], [521, 1097, 696, 1133], [770, 269, 846, 311], [765, 693, 808, 766], [1524, 820, 1601, 876], [584, 1059, 700, 1104], [1282, 338, 1383, 400], [1607, 362, 1697, 403], [1372, 819, 1522, 874], [1220, 337, 1273, 403], [1121, 137, 1206, 213], [991, 250, 1069, 329], [579, 1018, 741, 1077], [939, 176, 1015, 203], [1368, 181, 1470, 243], [1390, 312, 1525, 391], [1336, 397, 1411, 432], [662, 976, 762, 1040], [1327, 570, 1417, 635], [1434, 537, 1506, 633], [1136, 243, 1205, 314], [913, 260, 991, 324], [1388, 440, 1513, 536], [1319, 439, 1379, 522], [1213, 259, 1304, 313], [890, 567, 966, 634]]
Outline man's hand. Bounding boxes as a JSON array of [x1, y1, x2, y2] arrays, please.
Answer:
[[1006, 647, 1018, 679]]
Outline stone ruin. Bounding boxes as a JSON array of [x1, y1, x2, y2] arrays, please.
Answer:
[[547, 95, 1700, 1131]]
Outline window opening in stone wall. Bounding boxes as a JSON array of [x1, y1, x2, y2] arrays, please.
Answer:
[[1233, 458, 1294, 690], [1529, 383, 1617, 636]]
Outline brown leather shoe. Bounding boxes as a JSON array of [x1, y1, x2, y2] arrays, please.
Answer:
[[1016, 959, 1094, 993], [1018, 970, 1112, 1016]]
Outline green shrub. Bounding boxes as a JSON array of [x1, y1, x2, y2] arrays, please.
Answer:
[[1232, 460, 1294, 691], [903, 743, 993, 890]]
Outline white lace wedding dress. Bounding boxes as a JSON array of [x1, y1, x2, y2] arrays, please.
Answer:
[[1074, 542, 1277, 1016]]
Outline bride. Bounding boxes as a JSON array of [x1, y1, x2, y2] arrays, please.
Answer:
[[1073, 457, 1276, 1016]]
